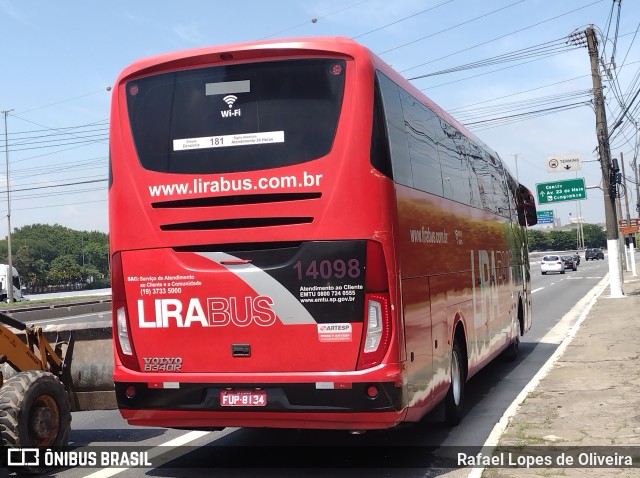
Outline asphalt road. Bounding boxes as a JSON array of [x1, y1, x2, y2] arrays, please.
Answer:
[[9, 258, 611, 477]]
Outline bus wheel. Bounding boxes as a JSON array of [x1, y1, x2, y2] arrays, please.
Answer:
[[444, 340, 465, 426]]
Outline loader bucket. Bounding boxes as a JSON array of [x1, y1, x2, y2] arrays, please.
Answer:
[[0, 303, 116, 412]]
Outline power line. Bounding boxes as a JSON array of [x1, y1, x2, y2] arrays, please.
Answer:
[[12, 187, 106, 201], [0, 135, 109, 153], [452, 90, 594, 123], [408, 36, 580, 81], [463, 101, 590, 131], [352, 0, 453, 39], [400, 0, 604, 74], [0, 178, 107, 195], [414, 54, 573, 90], [4, 198, 106, 213], [446, 75, 591, 112], [378, 0, 525, 56]]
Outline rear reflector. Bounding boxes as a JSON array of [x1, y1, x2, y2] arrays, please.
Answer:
[[125, 385, 136, 399], [366, 385, 379, 398]]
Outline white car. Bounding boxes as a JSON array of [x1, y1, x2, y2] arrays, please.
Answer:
[[541, 255, 565, 275]]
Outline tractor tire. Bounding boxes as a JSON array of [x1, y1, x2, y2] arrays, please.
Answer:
[[0, 370, 71, 448]]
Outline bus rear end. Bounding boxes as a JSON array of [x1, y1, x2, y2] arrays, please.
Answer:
[[109, 38, 405, 430]]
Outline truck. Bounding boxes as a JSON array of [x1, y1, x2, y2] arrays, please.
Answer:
[[0, 264, 24, 302]]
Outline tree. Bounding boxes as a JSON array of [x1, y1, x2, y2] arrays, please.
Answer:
[[0, 224, 110, 291], [526, 223, 607, 252], [49, 255, 82, 284], [82, 241, 109, 273], [582, 223, 607, 248], [527, 230, 552, 251], [549, 230, 576, 250]]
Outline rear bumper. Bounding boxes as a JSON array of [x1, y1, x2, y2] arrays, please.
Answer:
[[119, 408, 406, 430], [114, 366, 406, 430]]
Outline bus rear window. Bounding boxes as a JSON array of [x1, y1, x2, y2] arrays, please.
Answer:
[[126, 58, 345, 174]]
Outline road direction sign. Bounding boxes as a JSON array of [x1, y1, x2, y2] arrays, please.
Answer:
[[620, 226, 639, 235], [619, 218, 640, 227], [547, 154, 582, 172], [537, 210, 554, 224], [536, 178, 586, 204]]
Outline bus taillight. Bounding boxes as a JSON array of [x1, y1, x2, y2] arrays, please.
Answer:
[[111, 252, 139, 371], [116, 307, 133, 355], [357, 241, 391, 370], [357, 293, 391, 370]]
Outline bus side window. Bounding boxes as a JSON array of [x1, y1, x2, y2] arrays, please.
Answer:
[[370, 79, 393, 179], [437, 121, 473, 205], [375, 72, 413, 187], [462, 140, 482, 209], [488, 154, 511, 218], [399, 90, 444, 197]]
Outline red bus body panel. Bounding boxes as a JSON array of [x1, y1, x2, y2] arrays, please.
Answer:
[[109, 36, 532, 430]]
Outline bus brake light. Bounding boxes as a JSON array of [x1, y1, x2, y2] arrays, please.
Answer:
[[112, 252, 139, 371], [357, 293, 391, 370], [116, 307, 133, 355]]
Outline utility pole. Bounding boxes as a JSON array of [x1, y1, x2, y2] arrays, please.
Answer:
[[621, 153, 631, 222], [513, 153, 520, 182], [1, 109, 14, 302], [634, 156, 640, 216], [585, 26, 623, 297], [620, 152, 637, 276]]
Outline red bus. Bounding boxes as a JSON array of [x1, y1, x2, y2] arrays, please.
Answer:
[[109, 36, 537, 431]]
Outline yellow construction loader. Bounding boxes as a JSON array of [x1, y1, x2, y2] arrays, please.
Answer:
[[0, 311, 73, 448]]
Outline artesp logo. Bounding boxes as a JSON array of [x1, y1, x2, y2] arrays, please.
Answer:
[[7, 448, 39, 466], [319, 324, 350, 332]]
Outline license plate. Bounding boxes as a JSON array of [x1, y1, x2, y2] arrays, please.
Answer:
[[220, 390, 267, 407]]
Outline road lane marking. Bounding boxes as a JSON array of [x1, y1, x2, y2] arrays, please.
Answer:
[[531, 287, 544, 294], [466, 273, 610, 478], [83, 430, 211, 478]]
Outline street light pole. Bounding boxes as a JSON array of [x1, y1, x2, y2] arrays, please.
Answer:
[[1, 109, 14, 302]]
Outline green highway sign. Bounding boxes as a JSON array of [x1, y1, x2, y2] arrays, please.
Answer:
[[537, 210, 554, 224], [536, 178, 586, 204]]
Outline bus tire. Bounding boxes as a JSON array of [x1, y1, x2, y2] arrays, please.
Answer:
[[444, 340, 465, 426], [0, 370, 71, 449]]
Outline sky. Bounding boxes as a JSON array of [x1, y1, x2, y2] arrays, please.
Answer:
[[1, 0, 639, 234]]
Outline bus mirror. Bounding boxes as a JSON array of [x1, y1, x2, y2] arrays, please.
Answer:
[[521, 203, 537, 227], [516, 186, 537, 227]]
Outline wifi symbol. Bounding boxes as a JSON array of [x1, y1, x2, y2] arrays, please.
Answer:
[[223, 95, 238, 108]]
